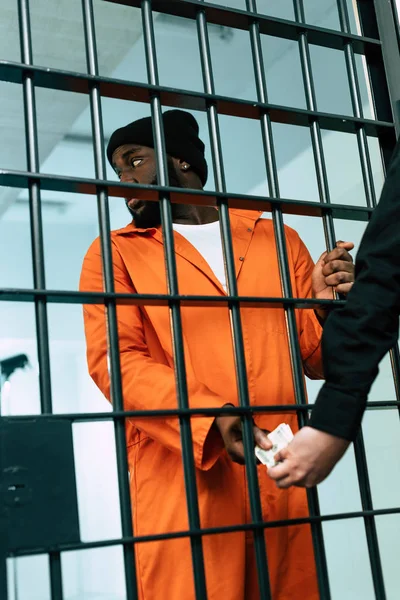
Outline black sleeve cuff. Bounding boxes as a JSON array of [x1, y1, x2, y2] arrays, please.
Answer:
[[309, 383, 367, 441]]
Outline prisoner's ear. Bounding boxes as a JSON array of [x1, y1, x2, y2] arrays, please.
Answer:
[[178, 159, 190, 172]]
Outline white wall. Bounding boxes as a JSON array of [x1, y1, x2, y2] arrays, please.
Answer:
[[1, 2, 399, 599]]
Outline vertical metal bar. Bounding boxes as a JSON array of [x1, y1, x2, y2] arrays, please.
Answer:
[[337, 0, 376, 208], [17, 0, 52, 416], [390, 0, 400, 49], [196, 4, 272, 598], [246, 1, 332, 598], [140, 2, 208, 599], [356, 2, 400, 409], [49, 553, 63, 600], [353, 431, 387, 600], [370, 0, 400, 422], [389, 344, 400, 406], [292, 0, 337, 252], [340, 0, 400, 537], [357, 0, 400, 404], [294, 1, 387, 596], [372, 0, 400, 136], [356, 0, 397, 167], [17, 2, 62, 598], [0, 557, 7, 600], [359, 5, 400, 596], [80, 2, 138, 599], [0, 372, 8, 600]]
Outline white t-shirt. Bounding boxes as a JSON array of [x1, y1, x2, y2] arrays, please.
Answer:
[[173, 220, 227, 292]]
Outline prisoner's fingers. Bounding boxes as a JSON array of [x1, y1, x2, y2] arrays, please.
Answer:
[[253, 426, 273, 451]]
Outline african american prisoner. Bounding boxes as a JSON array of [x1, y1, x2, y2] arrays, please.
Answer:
[[80, 110, 355, 600]]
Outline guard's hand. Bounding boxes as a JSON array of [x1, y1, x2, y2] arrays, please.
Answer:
[[267, 426, 350, 488], [215, 410, 272, 465], [312, 241, 355, 300]]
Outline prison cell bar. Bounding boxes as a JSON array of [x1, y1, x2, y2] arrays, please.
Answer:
[[292, 0, 340, 250], [341, 2, 395, 598], [196, 2, 273, 597], [356, 0, 397, 166], [297, 3, 393, 597], [0, 398, 399, 424], [372, 0, 400, 136], [368, 0, 400, 433], [358, 3, 400, 596], [337, 0, 377, 208], [390, 0, 400, 66], [0, 2, 396, 600], [7, 502, 400, 559], [81, 1, 140, 598], [246, 0, 332, 597], [141, 2, 209, 598], [105, 0, 381, 55], [0, 169, 382, 222], [17, 0, 63, 599]]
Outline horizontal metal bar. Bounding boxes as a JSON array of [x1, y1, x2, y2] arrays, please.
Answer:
[[0, 60, 394, 135], [105, 0, 381, 53], [0, 288, 347, 308], [1, 399, 398, 423], [9, 505, 400, 557], [0, 169, 375, 221], [0, 407, 314, 424]]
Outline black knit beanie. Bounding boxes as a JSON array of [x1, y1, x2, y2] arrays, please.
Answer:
[[107, 109, 208, 186]]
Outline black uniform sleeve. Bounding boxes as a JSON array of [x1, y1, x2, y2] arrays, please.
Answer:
[[309, 140, 400, 441]]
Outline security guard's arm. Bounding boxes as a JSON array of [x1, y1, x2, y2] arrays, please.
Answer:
[[268, 139, 400, 488]]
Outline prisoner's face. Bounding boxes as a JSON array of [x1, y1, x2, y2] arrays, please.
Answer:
[[112, 144, 183, 228]]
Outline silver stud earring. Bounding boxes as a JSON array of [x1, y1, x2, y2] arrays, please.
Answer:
[[183, 164, 189, 170]]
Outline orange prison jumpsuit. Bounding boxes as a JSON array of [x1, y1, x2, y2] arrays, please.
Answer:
[[80, 209, 323, 600]]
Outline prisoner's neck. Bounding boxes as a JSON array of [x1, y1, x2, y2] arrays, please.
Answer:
[[172, 204, 218, 225]]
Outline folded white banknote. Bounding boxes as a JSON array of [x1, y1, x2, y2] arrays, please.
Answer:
[[254, 423, 294, 468]]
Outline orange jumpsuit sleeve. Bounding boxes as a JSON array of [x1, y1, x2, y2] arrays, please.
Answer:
[[80, 238, 225, 471], [286, 227, 324, 380]]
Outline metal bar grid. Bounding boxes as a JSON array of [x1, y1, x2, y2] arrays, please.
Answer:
[[0, 0, 399, 599], [0, 61, 393, 134], [105, 0, 382, 55]]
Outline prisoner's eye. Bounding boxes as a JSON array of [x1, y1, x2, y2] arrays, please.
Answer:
[[131, 158, 143, 168]]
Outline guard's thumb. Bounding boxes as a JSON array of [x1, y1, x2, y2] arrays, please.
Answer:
[[274, 447, 288, 463]]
